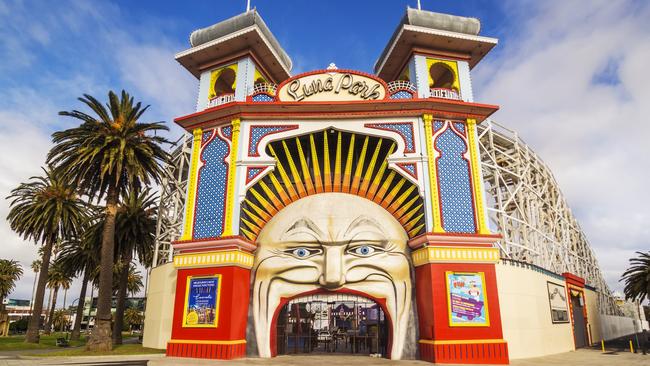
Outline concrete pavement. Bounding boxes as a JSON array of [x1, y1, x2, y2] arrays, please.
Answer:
[[0, 349, 648, 366]]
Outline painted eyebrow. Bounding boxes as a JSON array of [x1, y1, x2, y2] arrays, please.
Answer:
[[343, 216, 386, 238], [281, 217, 325, 240]]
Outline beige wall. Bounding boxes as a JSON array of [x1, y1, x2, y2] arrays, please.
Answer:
[[496, 263, 574, 359], [584, 288, 601, 343], [142, 263, 177, 349]]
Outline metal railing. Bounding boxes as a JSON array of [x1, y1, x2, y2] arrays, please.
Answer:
[[207, 93, 235, 108], [429, 88, 460, 100]]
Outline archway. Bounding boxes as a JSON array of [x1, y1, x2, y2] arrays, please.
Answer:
[[275, 292, 389, 356]]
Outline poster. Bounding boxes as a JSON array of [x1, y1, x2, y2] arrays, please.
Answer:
[[446, 272, 489, 326], [182, 275, 221, 327], [547, 282, 569, 323]]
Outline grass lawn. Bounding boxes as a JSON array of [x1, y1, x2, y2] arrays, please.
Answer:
[[0, 333, 86, 350], [34, 344, 165, 357]]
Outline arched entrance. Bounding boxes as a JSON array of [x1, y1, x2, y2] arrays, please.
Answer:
[[276, 293, 389, 356]]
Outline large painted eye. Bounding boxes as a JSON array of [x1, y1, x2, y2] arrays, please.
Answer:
[[349, 245, 377, 257], [287, 247, 320, 259]]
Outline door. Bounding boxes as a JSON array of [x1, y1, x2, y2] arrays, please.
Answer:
[[571, 293, 587, 348]]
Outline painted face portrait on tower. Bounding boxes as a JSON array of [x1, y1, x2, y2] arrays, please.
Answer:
[[252, 193, 412, 359]]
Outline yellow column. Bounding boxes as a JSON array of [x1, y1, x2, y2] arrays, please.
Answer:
[[222, 118, 240, 236], [466, 118, 490, 234], [423, 114, 444, 233], [180, 128, 203, 240]]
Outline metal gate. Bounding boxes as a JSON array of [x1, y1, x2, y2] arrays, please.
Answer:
[[276, 293, 388, 356]]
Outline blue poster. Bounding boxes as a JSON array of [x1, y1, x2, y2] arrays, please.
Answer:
[[446, 272, 489, 326], [183, 276, 221, 327]]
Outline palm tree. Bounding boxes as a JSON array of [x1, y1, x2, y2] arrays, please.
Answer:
[[28, 260, 41, 317], [125, 265, 144, 296], [123, 307, 143, 333], [0, 259, 24, 309], [48, 90, 169, 350], [55, 217, 101, 340], [621, 251, 650, 302], [6, 168, 86, 343], [112, 189, 156, 344], [52, 309, 70, 332], [44, 264, 72, 334]]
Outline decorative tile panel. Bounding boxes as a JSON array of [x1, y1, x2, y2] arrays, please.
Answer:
[[194, 131, 230, 239], [365, 122, 416, 153]]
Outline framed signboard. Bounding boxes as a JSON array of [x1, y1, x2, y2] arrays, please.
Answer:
[[547, 281, 569, 323], [446, 271, 490, 327], [182, 275, 222, 328]]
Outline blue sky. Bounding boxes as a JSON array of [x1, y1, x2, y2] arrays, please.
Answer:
[[1, 0, 649, 305]]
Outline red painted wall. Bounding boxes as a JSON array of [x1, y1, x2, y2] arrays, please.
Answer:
[[170, 266, 251, 341], [415, 263, 504, 341]]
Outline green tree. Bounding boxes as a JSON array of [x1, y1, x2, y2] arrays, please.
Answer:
[[0, 259, 23, 307], [44, 264, 72, 334], [55, 214, 101, 340], [48, 90, 169, 350], [621, 251, 650, 302], [123, 307, 143, 332], [112, 188, 156, 344], [51, 308, 70, 332], [6, 168, 86, 343]]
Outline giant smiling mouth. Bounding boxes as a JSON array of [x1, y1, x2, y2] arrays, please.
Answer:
[[268, 288, 394, 357]]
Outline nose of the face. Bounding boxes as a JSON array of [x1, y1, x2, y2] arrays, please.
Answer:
[[319, 246, 346, 289]]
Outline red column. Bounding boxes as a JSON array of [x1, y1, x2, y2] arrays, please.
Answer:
[[166, 236, 255, 359], [410, 233, 509, 364]]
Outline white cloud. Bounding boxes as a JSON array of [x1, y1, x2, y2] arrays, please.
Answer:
[[474, 0, 650, 294]]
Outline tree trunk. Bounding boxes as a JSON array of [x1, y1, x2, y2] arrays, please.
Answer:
[[61, 288, 68, 333], [71, 269, 89, 341], [44, 286, 59, 335], [112, 251, 132, 345], [29, 272, 37, 316], [86, 186, 118, 351], [25, 239, 54, 343]]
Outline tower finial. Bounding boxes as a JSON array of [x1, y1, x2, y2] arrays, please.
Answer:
[[417, 0, 421, 10], [246, 0, 251, 12]]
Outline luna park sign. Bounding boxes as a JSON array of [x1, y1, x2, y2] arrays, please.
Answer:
[[277, 70, 387, 102]]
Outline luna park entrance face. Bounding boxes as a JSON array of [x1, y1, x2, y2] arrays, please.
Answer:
[[276, 293, 389, 356]]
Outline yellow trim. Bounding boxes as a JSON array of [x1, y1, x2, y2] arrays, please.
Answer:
[[333, 131, 342, 192], [173, 250, 255, 269], [282, 140, 306, 198], [419, 339, 506, 345], [310, 134, 323, 193], [352, 136, 371, 195], [222, 119, 240, 236], [467, 119, 490, 235], [323, 131, 332, 192], [181, 128, 203, 240], [342, 133, 355, 193], [169, 339, 247, 345], [423, 114, 444, 233], [208, 64, 238, 100], [426, 58, 460, 91], [445, 271, 490, 327], [296, 138, 315, 195], [412, 246, 500, 266], [182, 274, 222, 328]]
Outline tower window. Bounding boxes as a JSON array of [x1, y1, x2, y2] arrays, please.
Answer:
[[429, 62, 456, 90], [214, 68, 236, 97]]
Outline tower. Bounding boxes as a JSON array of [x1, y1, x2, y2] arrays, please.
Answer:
[[376, 8, 508, 364]]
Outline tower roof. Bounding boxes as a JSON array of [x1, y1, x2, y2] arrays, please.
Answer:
[[374, 7, 498, 80], [176, 9, 292, 82]]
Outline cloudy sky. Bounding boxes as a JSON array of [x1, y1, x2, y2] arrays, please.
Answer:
[[0, 0, 648, 306]]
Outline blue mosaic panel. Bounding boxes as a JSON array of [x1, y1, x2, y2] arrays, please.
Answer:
[[453, 122, 466, 135], [247, 167, 263, 181], [221, 126, 232, 140], [252, 93, 274, 102], [365, 123, 415, 153], [194, 135, 230, 239], [248, 126, 297, 156], [399, 163, 416, 176], [433, 121, 444, 132], [202, 130, 214, 145], [390, 90, 413, 99], [435, 127, 476, 233]]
